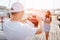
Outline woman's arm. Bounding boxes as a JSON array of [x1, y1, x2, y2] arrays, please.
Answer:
[[44, 17, 51, 24]]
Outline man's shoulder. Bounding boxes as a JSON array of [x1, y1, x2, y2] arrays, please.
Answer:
[[3, 20, 12, 28]]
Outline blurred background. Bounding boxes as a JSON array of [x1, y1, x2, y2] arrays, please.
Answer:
[[0, 0, 60, 40]]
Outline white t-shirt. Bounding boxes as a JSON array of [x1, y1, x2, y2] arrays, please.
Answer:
[[3, 20, 36, 40]]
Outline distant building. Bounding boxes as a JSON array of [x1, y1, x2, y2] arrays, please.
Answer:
[[0, 6, 9, 16]]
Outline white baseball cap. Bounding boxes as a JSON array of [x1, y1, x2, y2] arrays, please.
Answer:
[[9, 2, 24, 12]]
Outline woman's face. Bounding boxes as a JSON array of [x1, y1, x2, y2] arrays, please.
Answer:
[[45, 11, 51, 18], [46, 13, 49, 16], [46, 11, 51, 16]]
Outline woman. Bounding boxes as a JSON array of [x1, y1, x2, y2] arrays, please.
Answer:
[[43, 10, 52, 40]]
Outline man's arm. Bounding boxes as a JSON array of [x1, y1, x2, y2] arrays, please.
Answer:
[[24, 16, 42, 35], [35, 28, 42, 34], [35, 17, 42, 34]]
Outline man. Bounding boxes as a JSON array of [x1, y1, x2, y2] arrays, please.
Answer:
[[3, 2, 42, 40]]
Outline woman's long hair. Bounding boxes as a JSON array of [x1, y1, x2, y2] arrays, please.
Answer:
[[45, 10, 52, 22], [45, 10, 51, 18]]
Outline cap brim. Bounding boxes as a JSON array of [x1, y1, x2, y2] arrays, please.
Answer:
[[6, 9, 24, 13], [8, 10, 20, 12]]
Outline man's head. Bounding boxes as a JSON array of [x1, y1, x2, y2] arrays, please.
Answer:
[[10, 2, 24, 17]]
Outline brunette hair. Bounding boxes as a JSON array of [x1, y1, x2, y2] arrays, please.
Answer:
[[45, 10, 52, 22], [45, 10, 51, 18]]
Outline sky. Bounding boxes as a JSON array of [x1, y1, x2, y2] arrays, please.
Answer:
[[0, 0, 60, 9]]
